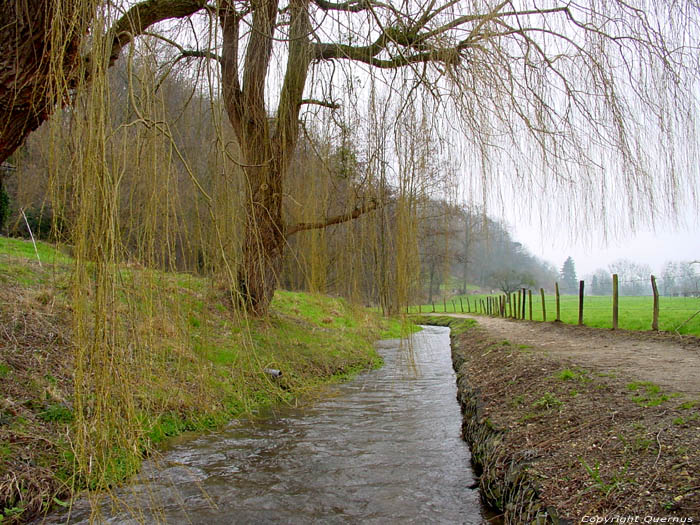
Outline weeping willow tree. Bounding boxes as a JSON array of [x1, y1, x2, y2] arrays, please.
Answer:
[[2, 0, 699, 315], [1, 0, 699, 518]]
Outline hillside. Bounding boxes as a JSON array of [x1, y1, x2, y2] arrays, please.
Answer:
[[0, 236, 406, 523]]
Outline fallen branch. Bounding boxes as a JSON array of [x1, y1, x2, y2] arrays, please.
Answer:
[[20, 208, 42, 267]]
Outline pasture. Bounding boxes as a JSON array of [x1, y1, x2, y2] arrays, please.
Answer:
[[411, 294, 700, 336]]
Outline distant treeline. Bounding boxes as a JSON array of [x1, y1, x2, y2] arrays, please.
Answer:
[[584, 260, 700, 297]]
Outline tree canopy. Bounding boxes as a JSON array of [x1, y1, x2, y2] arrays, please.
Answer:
[[1, 0, 699, 314]]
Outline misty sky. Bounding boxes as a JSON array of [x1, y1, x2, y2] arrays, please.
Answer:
[[509, 220, 699, 277]]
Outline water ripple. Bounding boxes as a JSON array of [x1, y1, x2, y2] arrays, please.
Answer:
[[42, 326, 492, 524]]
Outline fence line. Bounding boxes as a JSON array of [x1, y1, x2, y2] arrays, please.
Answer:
[[411, 274, 700, 335]]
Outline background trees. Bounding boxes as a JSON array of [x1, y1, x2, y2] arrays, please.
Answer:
[[583, 260, 700, 297], [560, 257, 578, 294], [661, 262, 700, 297], [2, 0, 699, 314], [608, 259, 653, 296], [590, 269, 613, 296], [489, 269, 535, 297]]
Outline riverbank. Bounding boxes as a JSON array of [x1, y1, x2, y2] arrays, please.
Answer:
[[40, 325, 485, 524], [0, 237, 408, 524], [414, 315, 700, 523]]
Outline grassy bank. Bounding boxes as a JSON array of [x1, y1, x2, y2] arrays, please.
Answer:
[[415, 315, 700, 521], [0, 236, 407, 523], [410, 293, 700, 335]]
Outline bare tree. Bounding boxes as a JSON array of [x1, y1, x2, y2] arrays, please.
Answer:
[[489, 268, 534, 297], [609, 259, 653, 296], [1, 0, 698, 314]]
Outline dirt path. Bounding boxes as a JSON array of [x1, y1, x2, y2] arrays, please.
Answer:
[[435, 314, 700, 397]]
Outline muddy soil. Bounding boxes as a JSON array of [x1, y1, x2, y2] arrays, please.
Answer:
[[422, 315, 700, 521], [436, 314, 700, 396]]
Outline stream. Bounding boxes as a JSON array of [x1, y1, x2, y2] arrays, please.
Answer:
[[44, 326, 493, 524]]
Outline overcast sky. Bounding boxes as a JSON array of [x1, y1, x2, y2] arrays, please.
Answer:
[[507, 219, 700, 277]]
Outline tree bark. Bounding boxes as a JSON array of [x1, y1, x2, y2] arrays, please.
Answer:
[[220, 0, 313, 315], [0, 1, 86, 164], [238, 178, 285, 315], [0, 0, 207, 164]]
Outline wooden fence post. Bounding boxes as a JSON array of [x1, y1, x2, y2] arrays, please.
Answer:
[[432, 301, 435, 313], [540, 288, 546, 322], [612, 274, 618, 330], [528, 289, 533, 321], [516, 292, 521, 319], [578, 280, 585, 325], [555, 282, 561, 322], [418, 304, 421, 314], [452, 300, 456, 313], [443, 297, 447, 313], [651, 275, 659, 331], [521, 288, 527, 319], [460, 297, 464, 313], [467, 297, 471, 313]]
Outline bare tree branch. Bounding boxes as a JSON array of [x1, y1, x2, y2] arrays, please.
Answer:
[[310, 0, 372, 12], [286, 199, 379, 236], [143, 31, 222, 63], [105, 0, 209, 67], [299, 98, 340, 109]]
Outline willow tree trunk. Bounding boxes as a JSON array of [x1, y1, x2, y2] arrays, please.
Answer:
[[237, 162, 285, 315], [0, 1, 85, 164], [219, 0, 312, 315]]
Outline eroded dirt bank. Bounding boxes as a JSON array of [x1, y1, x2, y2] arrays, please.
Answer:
[[415, 316, 700, 523]]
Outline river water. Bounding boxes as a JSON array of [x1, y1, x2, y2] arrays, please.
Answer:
[[45, 326, 491, 524]]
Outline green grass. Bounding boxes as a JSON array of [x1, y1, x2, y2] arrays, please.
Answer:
[[531, 392, 563, 410], [0, 234, 417, 521], [626, 381, 681, 407], [409, 292, 700, 336], [37, 404, 74, 424], [0, 236, 71, 264], [555, 368, 590, 382], [409, 314, 477, 335], [579, 458, 629, 497]]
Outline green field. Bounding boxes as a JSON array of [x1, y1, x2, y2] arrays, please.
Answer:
[[410, 293, 700, 336]]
